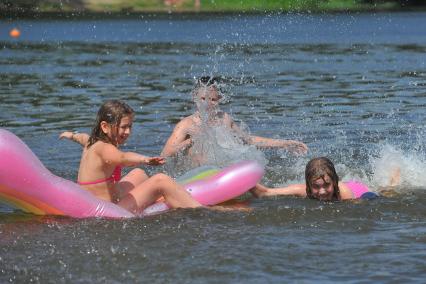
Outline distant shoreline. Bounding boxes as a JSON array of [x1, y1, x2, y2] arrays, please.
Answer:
[[2, 8, 426, 20], [3, 0, 426, 20], [2, 0, 426, 20]]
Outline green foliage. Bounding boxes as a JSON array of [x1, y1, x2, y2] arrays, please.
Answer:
[[0, 0, 42, 11], [0, 0, 420, 14], [0, 0, 84, 12], [189, 0, 380, 12]]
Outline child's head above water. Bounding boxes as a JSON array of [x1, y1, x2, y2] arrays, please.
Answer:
[[88, 100, 135, 148], [192, 76, 223, 109], [305, 157, 340, 201]]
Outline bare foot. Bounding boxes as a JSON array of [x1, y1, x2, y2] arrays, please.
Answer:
[[389, 167, 401, 187]]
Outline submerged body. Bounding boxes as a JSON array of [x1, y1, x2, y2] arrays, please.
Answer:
[[253, 180, 374, 200], [252, 157, 383, 201]]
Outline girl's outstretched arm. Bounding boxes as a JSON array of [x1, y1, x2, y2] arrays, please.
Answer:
[[99, 143, 165, 167], [59, 131, 89, 147], [250, 183, 307, 198]]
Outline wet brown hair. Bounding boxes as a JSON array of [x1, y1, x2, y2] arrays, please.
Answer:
[[305, 157, 340, 201], [197, 76, 221, 86], [192, 76, 222, 98], [87, 100, 134, 148]]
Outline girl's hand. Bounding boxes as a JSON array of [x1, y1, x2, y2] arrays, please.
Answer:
[[59, 131, 73, 140], [144, 156, 165, 166]]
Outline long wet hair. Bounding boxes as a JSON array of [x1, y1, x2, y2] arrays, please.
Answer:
[[305, 157, 340, 201], [87, 100, 134, 148]]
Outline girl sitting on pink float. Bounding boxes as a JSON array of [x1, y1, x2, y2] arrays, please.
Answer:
[[60, 100, 202, 214]]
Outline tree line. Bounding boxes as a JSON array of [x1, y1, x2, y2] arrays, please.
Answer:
[[1, 0, 425, 13]]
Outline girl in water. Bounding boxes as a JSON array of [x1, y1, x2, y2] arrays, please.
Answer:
[[60, 100, 201, 214], [251, 157, 397, 201]]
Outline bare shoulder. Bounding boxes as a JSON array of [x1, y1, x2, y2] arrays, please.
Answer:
[[173, 115, 195, 132], [179, 115, 195, 126], [338, 181, 354, 200], [93, 141, 118, 155]]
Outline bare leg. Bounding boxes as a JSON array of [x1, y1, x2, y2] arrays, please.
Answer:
[[378, 167, 401, 197], [118, 173, 201, 213], [117, 168, 149, 199]]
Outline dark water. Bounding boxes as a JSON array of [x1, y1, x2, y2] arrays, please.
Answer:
[[1, 12, 426, 282]]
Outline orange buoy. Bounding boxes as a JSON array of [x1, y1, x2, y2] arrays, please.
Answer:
[[9, 28, 21, 38]]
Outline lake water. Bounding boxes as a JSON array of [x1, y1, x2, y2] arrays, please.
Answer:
[[1, 12, 425, 283]]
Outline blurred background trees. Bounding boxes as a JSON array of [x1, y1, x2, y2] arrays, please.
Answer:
[[0, 0, 84, 13], [361, 0, 424, 6], [0, 0, 424, 14]]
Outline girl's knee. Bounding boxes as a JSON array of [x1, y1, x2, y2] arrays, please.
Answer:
[[129, 168, 148, 178], [149, 174, 177, 191], [150, 173, 172, 184]]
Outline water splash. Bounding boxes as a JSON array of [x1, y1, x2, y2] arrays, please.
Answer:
[[165, 81, 267, 176], [370, 144, 426, 191], [190, 123, 267, 169]]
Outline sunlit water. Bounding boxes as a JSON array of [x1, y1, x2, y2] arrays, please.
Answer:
[[0, 12, 425, 282]]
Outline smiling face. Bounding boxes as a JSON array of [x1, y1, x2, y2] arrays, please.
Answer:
[[102, 115, 133, 146], [88, 100, 135, 148], [309, 175, 335, 201], [114, 115, 133, 145], [305, 157, 340, 201]]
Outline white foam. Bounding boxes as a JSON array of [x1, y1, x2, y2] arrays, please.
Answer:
[[370, 143, 426, 191]]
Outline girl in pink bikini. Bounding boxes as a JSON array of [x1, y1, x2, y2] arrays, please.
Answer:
[[251, 157, 381, 201], [60, 100, 201, 214]]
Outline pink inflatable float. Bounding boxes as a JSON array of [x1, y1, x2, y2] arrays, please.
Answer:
[[0, 129, 264, 218]]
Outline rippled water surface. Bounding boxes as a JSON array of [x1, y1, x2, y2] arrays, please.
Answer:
[[1, 12, 426, 282]]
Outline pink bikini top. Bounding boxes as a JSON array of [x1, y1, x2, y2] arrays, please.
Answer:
[[77, 166, 122, 186]]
